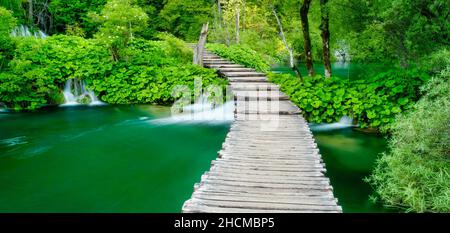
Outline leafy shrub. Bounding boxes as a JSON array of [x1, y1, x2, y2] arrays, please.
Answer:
[[0, 7, 16, 70], [0, 34, 226, 110], [91, 38, 226, 104], [269, 68, 429, 128], [367, 69, 450, 212], [207, 43, 271, 72], [158, 0, 212, 41], [155, 32, 193, 63], [91, 63, 226, 105], [418, 48, 450, 75], [89, 0, 149, 61], [0, 35, 109, 110]]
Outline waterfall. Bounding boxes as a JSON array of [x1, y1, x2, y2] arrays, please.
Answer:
[[61, 79, 105, 106], [309, 116, 357, 132], [334, 40, 350, 63], [151, 94, 234, 125], [11, 25, 47, 38], [0, 102, 7, 112]]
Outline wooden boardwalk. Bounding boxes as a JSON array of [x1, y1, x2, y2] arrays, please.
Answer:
[[182, 51, 342, 213]]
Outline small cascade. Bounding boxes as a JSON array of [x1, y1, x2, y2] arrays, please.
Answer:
[[0, 102, 8, 112], [334, 40, 350, 63], [309, 116, 357, 132], [151, 94, 234, 124], [11, 25, 47, 38], [61, 79, 105, 106]]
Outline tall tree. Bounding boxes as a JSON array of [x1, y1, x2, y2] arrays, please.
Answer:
[[27, 0, 33, 25], [300, 0, 314, 76], [271, 3, 300, 77], [224, 0, 243, 44], [320, 0, 331, 77], [90, 0, 148, 61]]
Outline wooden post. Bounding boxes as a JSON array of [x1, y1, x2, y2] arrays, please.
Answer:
[[193, 23, 209, 66]]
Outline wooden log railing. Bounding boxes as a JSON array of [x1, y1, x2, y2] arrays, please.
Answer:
[[193, 23, 209, 66]]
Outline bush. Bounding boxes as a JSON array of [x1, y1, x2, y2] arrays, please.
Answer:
[[367, 69, 450, 212], [89, 0, 149, 61], [0, 34, 226, 110], [269, 68, 429, 128], [91, 63, 226, 105], [0, 7, 16, 70], [418, 49, 450, 75], [206, 43, 271, 72], [155, 32, 193, 63], [0, 35, 109, 110]]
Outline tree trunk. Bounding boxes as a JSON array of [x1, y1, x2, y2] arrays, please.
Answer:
[[217, 0, 222, 24], [300, 0, 314, 76], [272, 6, 301, 78], [193, 23, 209, 66], [320, 0, 331, 78], [28, 0, 33, 25], [236, 8, 240, 43]]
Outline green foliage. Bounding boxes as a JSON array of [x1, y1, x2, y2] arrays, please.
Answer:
[[158, 0, 212, 41], [331, 0, 449, 66], [368, 69, 450, 212], [134, 0, 165, 39], [0, 34, 226, 110], [418, 49, 450, 75], [90, 38, 227, 105], [91, 63, 226, 105], [0, 0, 24, 24], [0, 35, 110, 110], [65, 23, 86, 38], [49, 0, 106, 36], [207, 43, 271, 72], [90, 0, 149, 61], [155, 32, 193, 63], [269, 69, 429, 128], [0, 6, 16, 70]]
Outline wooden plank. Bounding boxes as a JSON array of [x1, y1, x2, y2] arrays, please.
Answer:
[[182, 50, 341, 213]]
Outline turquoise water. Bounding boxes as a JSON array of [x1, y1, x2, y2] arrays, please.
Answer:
[[312, 128, 396, 213], [273, 62, 390, 81], [0, 104, 396, 213], [0, 105, 229, 213]]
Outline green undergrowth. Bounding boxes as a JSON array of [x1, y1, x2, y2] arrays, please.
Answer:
[[368, 69, 450, 212], [0, 34, 227, 110], [269, 69, 429, 129], [206, 43, 271, 72]]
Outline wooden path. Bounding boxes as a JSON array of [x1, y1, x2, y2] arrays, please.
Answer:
[[182, 50, 342, 213]]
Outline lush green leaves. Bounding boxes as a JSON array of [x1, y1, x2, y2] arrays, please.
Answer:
[[0, 7, 16, 70], [0, 34, 226, 110], [207, 43, 271, 72], [90, 0, 149, 61], [269, 68, 429, 128], [368, 69, 450, 212], [49, 0, 106, 36], [158, 0, 212, 41]]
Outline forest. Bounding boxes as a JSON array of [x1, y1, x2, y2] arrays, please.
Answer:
[[0, 0, 449, 213]]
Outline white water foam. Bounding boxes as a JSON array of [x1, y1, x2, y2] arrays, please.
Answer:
[[309, 116, 357, 132], [150, 94, 234, 125], [61, 79, 106, 107], [11, 25, 47, 38]]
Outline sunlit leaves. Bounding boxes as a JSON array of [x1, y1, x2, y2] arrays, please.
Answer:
[[269, 68, 428, 128]]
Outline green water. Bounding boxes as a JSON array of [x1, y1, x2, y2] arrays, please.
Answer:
[[0, 105, 229, 213], [312, 128, 396, 213], [273, 62, 391, 81], [0, 103, 395, 213]]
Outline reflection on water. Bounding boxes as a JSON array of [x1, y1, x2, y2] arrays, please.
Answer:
[[0, 105, 229, 213], [312, 128, 397, 212], [272, 62, 392, 81]]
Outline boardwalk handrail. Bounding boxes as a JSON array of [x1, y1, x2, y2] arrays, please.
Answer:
[[193, 22, 209, 66]]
